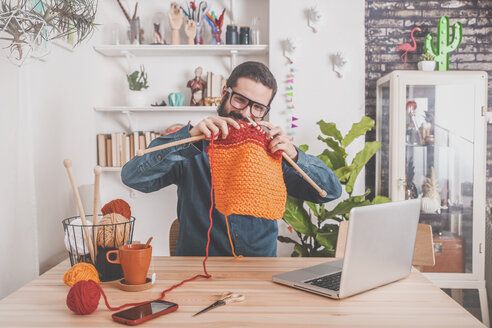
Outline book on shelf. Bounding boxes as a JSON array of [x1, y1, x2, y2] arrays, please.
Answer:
[[96, 130, 163, 168], [206, 71, 226, 98]]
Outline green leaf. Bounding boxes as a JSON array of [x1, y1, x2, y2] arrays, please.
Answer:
[[317, 120, 343, 141], [334, 165, 355, 183], [315, 224, 339, 250], [277, 236, 300, 245], [318, 149, 346, 170], [283, 197, 317, 237], [341, 116, 375, 148], [293, 244, 310, 257], [318, 136, 347, 158], [299, 144, 309, 153], [311, 247, 335, 257], [345, 141, 381, 194], [305, 201, 320, 217], [372, 195, 392, 204], [323, 197, 371, 219], [317, 154, 333, 169]]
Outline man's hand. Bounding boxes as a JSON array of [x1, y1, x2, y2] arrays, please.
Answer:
[[190, 116, 240, 139], [258, 121, 298, 161]]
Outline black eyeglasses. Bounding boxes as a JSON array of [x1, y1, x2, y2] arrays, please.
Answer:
[[227, 87, 270, 119]]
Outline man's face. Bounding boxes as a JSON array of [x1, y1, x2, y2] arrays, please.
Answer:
[[217, 77, 272, 122]]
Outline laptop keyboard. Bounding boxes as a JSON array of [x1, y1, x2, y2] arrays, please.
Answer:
[[304, 272, 342, 291]]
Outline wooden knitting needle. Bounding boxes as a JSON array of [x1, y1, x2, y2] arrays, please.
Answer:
[[247, 118, 328, 198], [63, 159, 96, 264], [92, 166, 102, 257], [136, 135, 206, 156]]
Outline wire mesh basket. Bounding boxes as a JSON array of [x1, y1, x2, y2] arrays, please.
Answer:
[[62, 215, 135, 282]]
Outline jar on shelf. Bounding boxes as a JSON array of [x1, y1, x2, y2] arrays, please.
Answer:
[[251, 16, 260, 45], [226, 25, 239, 44], [240, 26, 250, 44]]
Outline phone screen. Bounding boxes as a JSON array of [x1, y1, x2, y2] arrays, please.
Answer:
[[113, 301, 176, 321]]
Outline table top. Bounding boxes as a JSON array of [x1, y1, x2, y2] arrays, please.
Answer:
[[0, 257, 484, 327]]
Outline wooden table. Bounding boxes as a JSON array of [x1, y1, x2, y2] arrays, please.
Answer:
[[0, 257, 484, 327]]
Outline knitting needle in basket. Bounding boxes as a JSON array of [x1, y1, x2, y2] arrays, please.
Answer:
[[247, 118, 328, 198], [63, 159, 96, 264], [93, 166, 102, 257]]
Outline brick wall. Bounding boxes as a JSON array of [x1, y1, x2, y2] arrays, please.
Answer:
[[364, 0, 492, 302]]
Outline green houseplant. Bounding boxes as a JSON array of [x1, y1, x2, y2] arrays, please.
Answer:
[[279, 116, 391, 257], [126, 65, 149, 107], [418, 53, 436, 71]]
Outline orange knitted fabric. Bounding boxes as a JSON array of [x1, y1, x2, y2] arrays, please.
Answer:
[[206, 122, 287, 221]]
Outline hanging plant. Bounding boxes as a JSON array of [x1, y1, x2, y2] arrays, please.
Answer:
[[0, 0, 97, 65]]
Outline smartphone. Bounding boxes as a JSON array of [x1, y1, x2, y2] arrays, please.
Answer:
[[112, 300, 178, 326]]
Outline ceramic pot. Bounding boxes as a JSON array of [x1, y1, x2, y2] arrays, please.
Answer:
[[418, 61, 436, 71], [127, 90, 146, 107]]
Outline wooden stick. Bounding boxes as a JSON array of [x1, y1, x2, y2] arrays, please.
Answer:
[[136, 135, 206, 156], [93, 166, 102, 257], [247, 118, 328, 198], [63, 159, 96, 264]]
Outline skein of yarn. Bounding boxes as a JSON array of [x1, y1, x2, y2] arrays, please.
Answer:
[[66, 280, 101, 315], [64, 218, 93, 255], [63, 263, 101, 287], [96, 213, 131, 248], [101, 199, 131, 219]]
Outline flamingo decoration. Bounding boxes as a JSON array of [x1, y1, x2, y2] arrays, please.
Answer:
[[395, 27, 421, 70]]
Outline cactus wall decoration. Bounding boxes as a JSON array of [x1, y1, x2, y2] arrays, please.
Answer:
[[424, 16, 463, 71]]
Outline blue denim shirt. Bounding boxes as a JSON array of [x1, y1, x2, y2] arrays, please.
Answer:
[[121, 125, 341, 257]]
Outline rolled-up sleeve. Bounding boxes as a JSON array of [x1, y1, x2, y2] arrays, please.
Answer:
[[283, 147, 342, 204], [121, 126, 204, 193]]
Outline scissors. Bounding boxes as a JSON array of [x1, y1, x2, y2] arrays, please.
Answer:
[[192, 292, 245, 317]]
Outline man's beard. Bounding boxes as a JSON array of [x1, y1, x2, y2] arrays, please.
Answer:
[[217, 94, 247, 121]]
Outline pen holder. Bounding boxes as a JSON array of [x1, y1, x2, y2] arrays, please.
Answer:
[[62, 215, 136, 282]]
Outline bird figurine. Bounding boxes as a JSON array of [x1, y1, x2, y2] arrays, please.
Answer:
[[395, 27, 421, 70]]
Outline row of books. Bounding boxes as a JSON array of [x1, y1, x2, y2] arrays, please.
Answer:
[[206, 72, 226, 98], [96, 131, 162, 167]]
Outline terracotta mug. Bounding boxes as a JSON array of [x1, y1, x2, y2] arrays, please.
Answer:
[[106, 244, 152, 285]]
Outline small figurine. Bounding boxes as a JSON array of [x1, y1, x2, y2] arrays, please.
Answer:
[[395, 27, 421, 70], [153, 23, 163, 44], [187, 66, 207, 106], [168, 2, 184, 45]]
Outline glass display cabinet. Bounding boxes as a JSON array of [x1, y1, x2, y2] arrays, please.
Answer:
[[375, 71, 489, 325]]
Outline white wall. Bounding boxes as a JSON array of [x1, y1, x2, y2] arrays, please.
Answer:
[[0, 63, 39, 298], [268, 0, 366, 255], [0, 0, 366, 299]]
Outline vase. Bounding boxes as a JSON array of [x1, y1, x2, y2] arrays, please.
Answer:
[[418, 61, 436, 71], [127, 91, 146, 107]]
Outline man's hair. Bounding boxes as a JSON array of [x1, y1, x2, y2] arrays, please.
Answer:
[[226, 61, 277, 105]]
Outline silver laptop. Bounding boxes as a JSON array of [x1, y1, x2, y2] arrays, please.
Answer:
[[273, 199, 421, 299]]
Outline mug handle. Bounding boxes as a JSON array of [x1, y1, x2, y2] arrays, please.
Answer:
[[106, 250, 120, 264]]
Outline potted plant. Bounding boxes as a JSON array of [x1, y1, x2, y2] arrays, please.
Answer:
[[278, 116, 391, 257], [126, 65, 149, 107], [418, 53, 436, 71]]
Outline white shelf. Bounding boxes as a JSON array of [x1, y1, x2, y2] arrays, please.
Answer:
[[94, 106, 218, 113], [101, 167, 122, 172], [93, 44, 269, 57]]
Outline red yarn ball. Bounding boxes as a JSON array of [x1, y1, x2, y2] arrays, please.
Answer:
[[66, 280, 101, 315], [101, 199, 131, 219]]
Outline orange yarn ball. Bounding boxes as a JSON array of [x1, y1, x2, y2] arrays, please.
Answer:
[[101, 199, 131, 219], [63, 263, 101, 287]]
